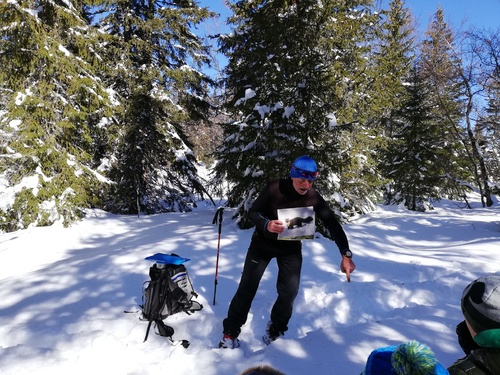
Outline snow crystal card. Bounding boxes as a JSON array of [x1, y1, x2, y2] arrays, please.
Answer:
[[277, 206, 315, 240]]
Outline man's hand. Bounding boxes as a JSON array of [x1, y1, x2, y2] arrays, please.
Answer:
[[267, 220, 285, 233], [340, 256, 356, 282]]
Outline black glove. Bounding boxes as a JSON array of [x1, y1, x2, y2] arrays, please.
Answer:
[[456, 320, 480, 355]]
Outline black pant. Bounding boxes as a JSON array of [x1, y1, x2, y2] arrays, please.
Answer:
[[223, 240, 302, 338]]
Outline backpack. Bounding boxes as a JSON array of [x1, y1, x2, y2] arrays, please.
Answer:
[[140, 253, 203, 346]]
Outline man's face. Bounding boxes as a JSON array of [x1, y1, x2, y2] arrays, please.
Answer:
[[465, 319, 477, 338], [291, 177, 314, 195]]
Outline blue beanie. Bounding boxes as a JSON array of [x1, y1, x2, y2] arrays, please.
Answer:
[[290, 155, 318, 180], [362, 341, 449, 375]]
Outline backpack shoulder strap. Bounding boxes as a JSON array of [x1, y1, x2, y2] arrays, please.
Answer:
[[188, 300, 203, 313]]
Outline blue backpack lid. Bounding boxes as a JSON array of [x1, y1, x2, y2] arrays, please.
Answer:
[[144, 253, 190, 265]]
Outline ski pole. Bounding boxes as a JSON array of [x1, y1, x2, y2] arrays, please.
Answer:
[[212, 207, 224, 305]]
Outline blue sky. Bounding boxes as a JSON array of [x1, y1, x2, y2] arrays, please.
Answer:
[[403, 0, 500, 32]]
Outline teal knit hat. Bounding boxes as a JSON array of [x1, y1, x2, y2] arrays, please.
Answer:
[[362, 341, 449, 375]]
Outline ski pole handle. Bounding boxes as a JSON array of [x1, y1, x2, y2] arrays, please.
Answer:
[[213, 281, 218, 306], [212, 207, 224, 226]]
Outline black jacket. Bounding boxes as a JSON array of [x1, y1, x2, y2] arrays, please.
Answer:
[[247, 178, 350, 253], [448, 321, 500, 374], [448, 349, 500, 375]]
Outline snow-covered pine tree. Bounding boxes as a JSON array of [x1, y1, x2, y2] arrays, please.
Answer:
[[380, 65, 443, 211], [371, 0, 415, 124], [476, 93, 500, 191], [214, 0, 382, 227], [94, 0, 215, 214], [0, 0, 113, 231], [419, 7, 471, 201], [357, 0, 417, 212], [472, 30, 500, 195]]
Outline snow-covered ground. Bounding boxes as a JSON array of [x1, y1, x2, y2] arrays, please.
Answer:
[[1, 193, 499, 375]]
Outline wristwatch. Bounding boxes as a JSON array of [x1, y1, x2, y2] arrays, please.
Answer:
[[342, 250, 353, 258]]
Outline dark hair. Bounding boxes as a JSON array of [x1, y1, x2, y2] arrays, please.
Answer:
[[239, 364, 286, 375]]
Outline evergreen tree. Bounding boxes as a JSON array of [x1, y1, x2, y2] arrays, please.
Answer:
[[380, 65, 443, 211], [369, 0, 417, 205], [477, 91, 500, 190], [371, 0, 415, 121], [475, 30, 500, 192], [420, 8, 477, 201], [214, 0, 381, 227], [93, 0, 215, 214], [0, 0, 113, 231]]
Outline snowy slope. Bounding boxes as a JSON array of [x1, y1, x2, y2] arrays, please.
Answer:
[[1, 195, 499, 374]]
